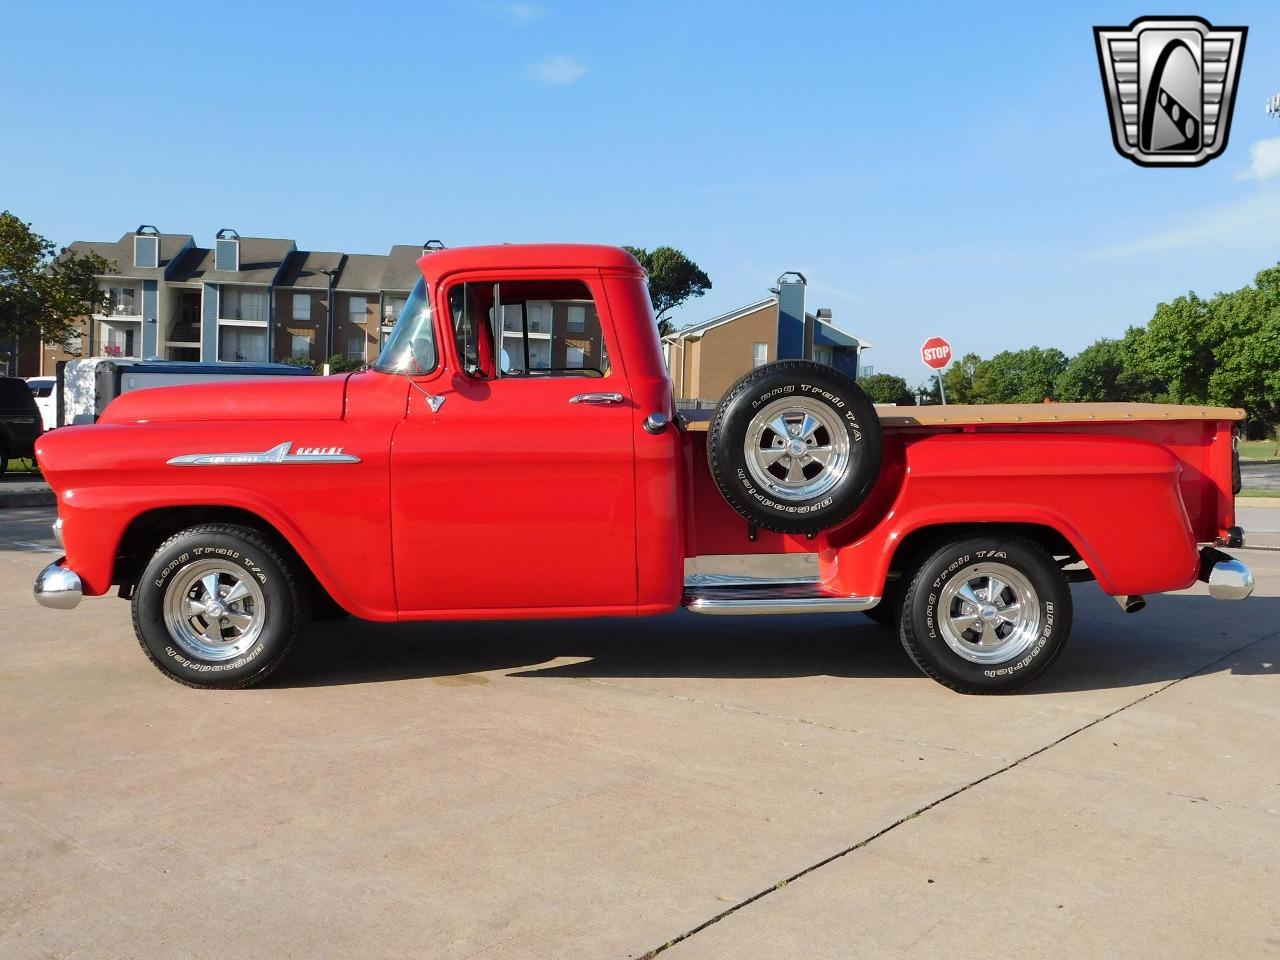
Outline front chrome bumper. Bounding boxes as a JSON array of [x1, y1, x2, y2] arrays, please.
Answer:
[[1199, 547, 1255, 601], [34, 558, 83, 610]]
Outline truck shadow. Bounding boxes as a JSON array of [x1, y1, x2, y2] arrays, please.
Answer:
[[271, 586, 1279, 694]]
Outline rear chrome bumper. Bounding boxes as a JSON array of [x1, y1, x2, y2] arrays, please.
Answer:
[[34, 558, 83, 610], [1199, 547, 1254, 601]]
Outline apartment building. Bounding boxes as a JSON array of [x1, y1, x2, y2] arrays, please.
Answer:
[[664, 273, 871, 406], [15, 226, 438, 376]]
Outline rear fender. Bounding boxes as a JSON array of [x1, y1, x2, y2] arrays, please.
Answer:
[[823, 432, 1199, 598]]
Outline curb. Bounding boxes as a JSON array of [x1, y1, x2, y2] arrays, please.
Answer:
[[1237, 497, 1280, 510], [0, 490, 56, 508]]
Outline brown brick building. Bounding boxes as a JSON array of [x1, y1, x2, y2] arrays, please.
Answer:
[[664, 276, 870, 406]]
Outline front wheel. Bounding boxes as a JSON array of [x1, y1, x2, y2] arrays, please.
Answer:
[[899, 536, 1072, 694], [132, 523, 305, 688]]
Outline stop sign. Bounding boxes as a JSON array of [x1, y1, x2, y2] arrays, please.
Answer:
[[921, 337, 952, 370]]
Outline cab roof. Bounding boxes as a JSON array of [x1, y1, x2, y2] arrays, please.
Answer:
[[416, 243, 643, 283]]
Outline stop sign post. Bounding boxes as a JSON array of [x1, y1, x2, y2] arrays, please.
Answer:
[[921, 337, 952, 404]]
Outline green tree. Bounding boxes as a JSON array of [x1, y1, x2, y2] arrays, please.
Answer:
[[857, 372, 915, 405], [969, 346, 1068, 403], [1131, 291, 1215, 404], [623, 245, 711, 337], [941, 352, 981, 404], [0, 212, 110, 364], [1053, 335, 1164, 403], [1203, 266, 1280, 430]]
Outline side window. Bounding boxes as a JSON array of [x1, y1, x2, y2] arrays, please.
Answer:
[[449, 279, 611, 379]]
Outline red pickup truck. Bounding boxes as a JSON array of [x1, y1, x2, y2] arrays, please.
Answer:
[[33, 244, 1253, 693]]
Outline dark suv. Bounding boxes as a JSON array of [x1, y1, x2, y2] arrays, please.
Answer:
[[0, 376, 43, 475]]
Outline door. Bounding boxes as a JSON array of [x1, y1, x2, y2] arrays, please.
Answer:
[[389, 274, 638, 616]]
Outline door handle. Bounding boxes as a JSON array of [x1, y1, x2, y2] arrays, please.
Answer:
[[569, 392, 625, 405]]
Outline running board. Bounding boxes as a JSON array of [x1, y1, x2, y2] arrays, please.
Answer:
[[683, 575, 879, 616]]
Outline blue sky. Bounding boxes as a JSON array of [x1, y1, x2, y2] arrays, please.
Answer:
[[3, 1, 1279, 380]]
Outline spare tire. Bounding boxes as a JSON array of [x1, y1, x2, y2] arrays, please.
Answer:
[[707, 360, 882, 534]]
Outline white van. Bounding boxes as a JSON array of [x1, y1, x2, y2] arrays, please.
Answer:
[[25, 377, 58, 432]]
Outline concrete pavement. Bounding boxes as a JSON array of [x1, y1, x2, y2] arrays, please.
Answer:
[[1, 506, 1277, 959], [1240, 460, 1280, 491]]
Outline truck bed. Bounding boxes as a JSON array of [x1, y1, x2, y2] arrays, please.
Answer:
[[680, 401, 1245, 431]]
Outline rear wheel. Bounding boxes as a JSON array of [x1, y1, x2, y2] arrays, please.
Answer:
[[132, 524, 305, 688], [899, 536, 1072, 694]]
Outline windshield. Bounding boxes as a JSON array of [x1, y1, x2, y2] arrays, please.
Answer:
[[374, 277, 437, 374]]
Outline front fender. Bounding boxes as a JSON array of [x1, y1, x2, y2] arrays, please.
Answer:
[[59, 484, 398, 620], [824, 432, 1198, 597]]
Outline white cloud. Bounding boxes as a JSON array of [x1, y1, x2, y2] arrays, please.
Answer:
[[528, 55, 586, 87], [1091, 187, 1280, 258], [483, 2, 544, 27], [1236, 136, 1280, 182]]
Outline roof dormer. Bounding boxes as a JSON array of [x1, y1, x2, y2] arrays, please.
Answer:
[[133, 225, 160, 269], [215, 228, 240, 272]]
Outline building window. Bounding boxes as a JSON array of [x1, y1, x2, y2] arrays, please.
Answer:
[[752, 342, 768, 368], [566, 305, 586, 333], [349, 296, 368, 324], [527, 301, 551, 333], [384, 296, 407, 323], [103, 324, 137, 358], [218, 326, 267, 362], [105, 287, 138, 317], [565, 344, 586, 368], [347, 335, 365, 360], [288, 327, 314, 358], [220, 287, 268, 323], [292, 294, 311, 322]]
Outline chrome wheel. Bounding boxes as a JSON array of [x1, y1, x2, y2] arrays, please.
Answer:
[[936, 562, 1041, 665], [162, 559, 266, 661], [744, 397, 851, 502]]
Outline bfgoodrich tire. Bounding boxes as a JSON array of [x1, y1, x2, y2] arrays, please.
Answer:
[[899, 536, 1072, 694], [707, 360, 882, 534], [132, 524, 305, 689]]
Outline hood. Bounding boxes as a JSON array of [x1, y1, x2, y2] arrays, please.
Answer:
[[100, 375, 349, 424]]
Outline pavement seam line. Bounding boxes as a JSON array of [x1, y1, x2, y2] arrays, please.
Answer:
[[633, 629, 1278, 960]]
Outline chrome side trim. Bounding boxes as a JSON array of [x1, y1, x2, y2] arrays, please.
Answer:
[[684, 578, 879, 616], [686, 593, 880, 616], [685, 573, 821, 589], [1208, 558, 1254, 601], [34, 558, 83, 610], [52, 517, 64, 547], [168, 441, 360, 466]]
